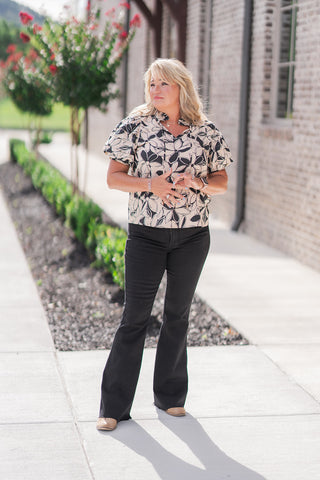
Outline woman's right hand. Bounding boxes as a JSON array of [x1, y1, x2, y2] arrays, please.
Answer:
[[151, 170, 184, 207]]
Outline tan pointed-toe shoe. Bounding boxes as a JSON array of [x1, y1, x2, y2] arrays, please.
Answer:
[[165, 407, 186, 417], [96, 417, 117, 431]]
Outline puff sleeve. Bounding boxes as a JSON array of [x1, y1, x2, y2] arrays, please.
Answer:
[[206, 123, 233, 174], [103, 116, 141, 166]]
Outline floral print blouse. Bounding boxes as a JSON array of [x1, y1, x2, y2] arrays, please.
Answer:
[[104, 111, 233, 228]]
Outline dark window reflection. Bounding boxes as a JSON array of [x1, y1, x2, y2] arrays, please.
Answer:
[[276, 1, 297, 119], [279, 9, 292, 63], [281, 0, 293, 7], [277, 66, 290, 118]]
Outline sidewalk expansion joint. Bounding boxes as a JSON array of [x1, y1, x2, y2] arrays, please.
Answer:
[[259, 348, 320, 407], [0, 420, 76, 426], [76, 412, 320, 424], [54, 351, 96, 480]]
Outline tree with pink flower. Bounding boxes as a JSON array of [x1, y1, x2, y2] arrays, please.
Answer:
[[19, 0, 141, 192], [2, 32, 55, 152]]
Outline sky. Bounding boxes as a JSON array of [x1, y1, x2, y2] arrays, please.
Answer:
[[18, 0, 87, 20]]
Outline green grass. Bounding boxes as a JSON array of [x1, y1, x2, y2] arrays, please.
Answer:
[[0, 97, 70, 131]]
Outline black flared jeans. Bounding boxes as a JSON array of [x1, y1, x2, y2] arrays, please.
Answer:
[[99, 223, 210, 421]]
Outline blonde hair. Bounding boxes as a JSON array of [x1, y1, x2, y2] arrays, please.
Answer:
[[130, 58, 207, 125]]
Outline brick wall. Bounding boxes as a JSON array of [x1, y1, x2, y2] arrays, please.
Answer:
[[245, 0, 320, 270]]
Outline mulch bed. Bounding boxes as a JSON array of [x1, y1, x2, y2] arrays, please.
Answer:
[[0, 159, 248, 350]]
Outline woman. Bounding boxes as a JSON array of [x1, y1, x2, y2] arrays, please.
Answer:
[[97, 58, 232, 431]]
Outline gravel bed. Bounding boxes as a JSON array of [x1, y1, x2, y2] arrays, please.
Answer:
[[0, 160, 248, 350]]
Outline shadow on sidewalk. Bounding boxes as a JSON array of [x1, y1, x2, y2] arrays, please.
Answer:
[[104, 411, 266, 480]]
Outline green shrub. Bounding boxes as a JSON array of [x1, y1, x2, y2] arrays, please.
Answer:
[[40, 168, 72, 218], [95, 228, 127, 290], [65, 195, 102, 246], [85, 219, 110, 254], [31, 130, 53, 149], [53, 179, 73, 218], [9, 138, 24, 161], [39, 131, 53, 144], [9, 138, 126, 289], [30, 160, 48, 190], [10, 138, 37, 175]]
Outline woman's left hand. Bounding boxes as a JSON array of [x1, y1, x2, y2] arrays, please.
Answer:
[[174, 170, 228, 196], [173, 172, 202, 191]]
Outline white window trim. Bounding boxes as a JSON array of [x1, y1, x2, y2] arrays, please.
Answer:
[[270, 0, 297, 126]]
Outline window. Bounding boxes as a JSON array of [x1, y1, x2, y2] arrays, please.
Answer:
[[275, 0, 298, 119]]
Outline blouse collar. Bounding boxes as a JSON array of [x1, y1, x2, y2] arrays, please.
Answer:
[[154, 110, 190, 127]]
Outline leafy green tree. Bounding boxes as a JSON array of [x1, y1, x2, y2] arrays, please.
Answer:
[[22, 0, 141, 191], [0, 18, 30, 99], [3, 46, 53, 116], [2, 41, 54, 151]]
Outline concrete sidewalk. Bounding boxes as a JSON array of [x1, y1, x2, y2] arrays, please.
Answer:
[[0, 130, 320, 479]]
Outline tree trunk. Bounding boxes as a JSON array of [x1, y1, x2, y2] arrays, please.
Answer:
[[70, 106, 82, 194]]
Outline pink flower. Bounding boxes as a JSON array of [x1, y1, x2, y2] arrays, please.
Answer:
[[29, 49, 38, 60], [119, 2, 130, 9], [20, 32, 31, 43], [24, 56, 32, 67], [6, 44, 16, 54], [6, 52, 23, 65], [50, 53, 55, 60], [33, 23, 42, 34], [119, 30, 128, 40], [112, 22, 123, 31], [129, 14, 141, 28], [19, 11, 34, 25], [114, 42, 124, 54], [105, 7, 116, 17], [49, 64, 57, 75]]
